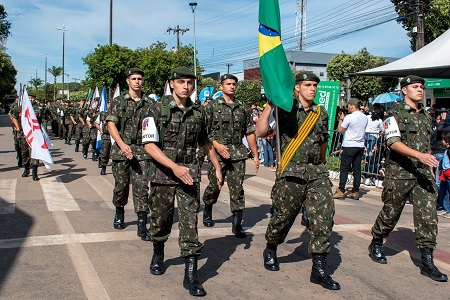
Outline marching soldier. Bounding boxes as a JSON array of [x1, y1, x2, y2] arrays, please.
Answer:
[[142, 66, 222, 296], [368, 75, 448, 282], [202, 73, 259, 237], [256, 71, 340, 290], [106, 68, 153, 241]]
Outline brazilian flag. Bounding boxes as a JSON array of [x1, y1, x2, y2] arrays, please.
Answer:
[[258, 0, 295, 112]]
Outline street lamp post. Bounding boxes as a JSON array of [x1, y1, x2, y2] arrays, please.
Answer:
[[66, 73, 70, 100], [189, 2, 197, 100], [35, 65, 38, 93], [42, 52, 48, 99], [57, 24, 68, 99]]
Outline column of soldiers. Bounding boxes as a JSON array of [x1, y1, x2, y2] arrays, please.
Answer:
[[8, 70, 448, 297]]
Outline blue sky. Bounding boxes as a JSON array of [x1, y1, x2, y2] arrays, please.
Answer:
[[4, 0, 412, 92]]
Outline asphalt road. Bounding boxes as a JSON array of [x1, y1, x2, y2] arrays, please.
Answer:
[[0, 114, 449, 300]]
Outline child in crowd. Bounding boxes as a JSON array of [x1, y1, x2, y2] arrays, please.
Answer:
[[438, 131, 450, 218]]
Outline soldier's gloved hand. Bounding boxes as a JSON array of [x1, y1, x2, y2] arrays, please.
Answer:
[[253, 156, 260, 173], [418, 153, 439, 168], [120, 144, 133, 160], [215, 143, 230, 159], [173, 165, 193, 185]]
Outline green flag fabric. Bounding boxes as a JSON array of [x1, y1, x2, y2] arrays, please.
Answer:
[[258, 0, 295, 112]]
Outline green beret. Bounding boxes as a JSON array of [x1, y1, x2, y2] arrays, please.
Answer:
[[400, 75, 425, 88], [295, 71, 320, 83], [127, 68, 144, 77], [170, 66, 196, 80], [220, 74, 238, 83], [347, 97, 361, 107], [28, 92, 36, 98]]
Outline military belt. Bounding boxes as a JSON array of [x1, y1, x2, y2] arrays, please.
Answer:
[[129, 138, 142, 145], [292, 154, 321, 165], [222, 137, 241, 145]]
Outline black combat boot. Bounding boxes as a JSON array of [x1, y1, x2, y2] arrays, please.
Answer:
[[98, 160, 102, 168], [310, 254, 340, 290], [420, 247, 448, 282], [18, 156, 23, 168], [22, 165, 30, 177], [300, 205, 309, 227], [231, 210, 246, 238], [92, 150, 99, 161], [137, 212, 150, 241], [368, 238, 387, 264], [74, 143, 79, 152], [113, 207, 125, 229], [150, 243, 165, 275], [66, 137, 71, 145], [100, 166, 106, 175], [82, 145, 88, 159], [183, 256, 206, 297], [31, 165, 39, 181], [202, 204, 214, 227], [263, 244, 279, 271]]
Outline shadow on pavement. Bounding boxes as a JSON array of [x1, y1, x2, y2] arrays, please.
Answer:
[[0, 197, 33, 291]]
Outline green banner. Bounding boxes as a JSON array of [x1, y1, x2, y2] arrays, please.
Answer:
[[426, 78, 450, 89], [314, 81, 341, 154]]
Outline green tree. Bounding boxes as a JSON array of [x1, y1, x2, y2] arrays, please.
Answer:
[[327, 48, 397, 101], [235, 80, 262, 107], [197, 77, 219, 97], [82, 44, 135, 93], [29, 77, 43, 92], [390, 0, 450, 49], [48, 66, 62, 100], [0, 51, 16, 100], [0, 4, 11, 50], [136, 42, 201, 96]]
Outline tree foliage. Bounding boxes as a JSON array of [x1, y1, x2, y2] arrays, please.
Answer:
[[0, 5, 11, 50], [390, 0, 450, 49], [0, 51, 17, 100], [82, 42, 202, 97], [327, 48, 397, 101], [235, 80, 262, 107], [197, 77, 219, 96]]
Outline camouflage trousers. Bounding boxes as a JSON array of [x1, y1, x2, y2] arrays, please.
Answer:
[[371, 178, 438, 248], [82, 126, 97, 153], [74, 123, 83, 144], [150, 183, 203, 257], [112, 159, 150, 213], [100, 134, 111, 167], [13, 130, 22, 159], [17, 133, 39, 167], [58, 121, 64, 138], [266, 176, 335, 254], [68, 123, 75, 140], [202, 159, 246, 212]]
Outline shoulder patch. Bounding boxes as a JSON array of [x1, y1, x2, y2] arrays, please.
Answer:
[[142, 116, 159, 144], [384, 116, 401, 139]]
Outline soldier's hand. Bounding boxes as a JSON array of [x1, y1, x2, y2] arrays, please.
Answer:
[[173, 165, 194, 185], [418, 153, 439, 168], [120, 144, 133, 160], [215, 143, 230, 159], [253, 156, 260, 173], [215, 168, 223, 190]]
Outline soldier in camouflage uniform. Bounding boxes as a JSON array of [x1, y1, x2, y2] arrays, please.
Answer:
[[256, 71, 340, 290], [368, 75, 448, 282], [74, 100, 85, 152], [9, 97, 22, 167], [202, 73, 259, 238], [61, 100, 71, 144], [82, 99, 99, 160], [95, 102, 112, 175], [10, 92, 41, 181], [106, 68, 153, 242], [142, 67, 222, 297]]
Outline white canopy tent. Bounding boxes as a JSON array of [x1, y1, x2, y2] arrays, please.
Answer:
[[355, 29, 450, 78]]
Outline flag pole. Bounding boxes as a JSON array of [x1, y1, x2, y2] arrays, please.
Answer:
[[274, 106, 281, 171]]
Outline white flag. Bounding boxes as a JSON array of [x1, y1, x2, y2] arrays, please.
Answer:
[[164, 81, 171, 96], [21, 90, 54, 170], [113, 84, 120, 99]]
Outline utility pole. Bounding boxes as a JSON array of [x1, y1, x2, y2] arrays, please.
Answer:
[[226, 63, 233, 74], [109, 0, 113, 45], [167, 25, 189, 51], [415, 0, 425, 51]]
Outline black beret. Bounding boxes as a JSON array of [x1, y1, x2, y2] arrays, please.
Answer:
[[400, 75, 425, 88], [220, 74, 238, 83], [127, 68, 144, 77], [295, 71, 320, 83], [170, 66, 196, 80]]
